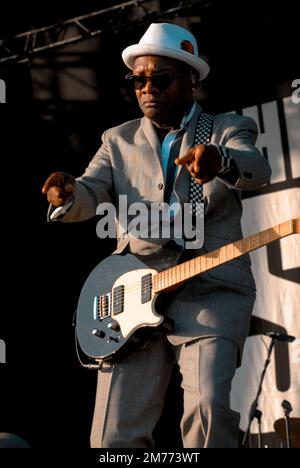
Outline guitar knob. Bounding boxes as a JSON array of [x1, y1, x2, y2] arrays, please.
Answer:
[[92, 328, 105, 338], [107, 321, 120, 331], [109, 336, 119, 343]]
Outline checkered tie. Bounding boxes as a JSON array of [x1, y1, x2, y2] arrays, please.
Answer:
[[189, 112, 215, 217]]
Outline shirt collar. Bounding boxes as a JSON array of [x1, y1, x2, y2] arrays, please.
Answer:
[[179, 101, 197, 131]]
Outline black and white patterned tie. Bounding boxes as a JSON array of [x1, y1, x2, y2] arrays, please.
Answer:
[[189, 112, 215, 218]]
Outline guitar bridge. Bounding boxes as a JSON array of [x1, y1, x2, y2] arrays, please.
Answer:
[[93, 292, 111, 320]]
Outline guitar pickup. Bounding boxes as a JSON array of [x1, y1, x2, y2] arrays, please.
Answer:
[[112, 285, 124, 315], [141, 273, 152, 304]]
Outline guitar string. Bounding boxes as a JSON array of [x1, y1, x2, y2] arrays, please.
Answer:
[[112, 237, 267, 293], [108, 237, 284, 294], [98, 226, 298, 318], [136, 223, 293, 291], [110, 255, 220, 293], [96, 222, 296, 318], [100, 223, 293, 295], [111, 243, 246, 294]]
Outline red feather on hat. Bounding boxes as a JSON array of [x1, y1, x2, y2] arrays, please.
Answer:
[[180, 40, 194, 55]]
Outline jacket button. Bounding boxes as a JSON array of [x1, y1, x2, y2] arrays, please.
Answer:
[[158, 183, 164, 190]]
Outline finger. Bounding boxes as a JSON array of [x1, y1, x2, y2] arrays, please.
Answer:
[[42, 173, 63, 194], [42, 180, 59, 194], [42, 174, 57, 194], [46, 187, 73, 207], [42, 172, 75, 194], [175, 150, 194, 165], [64, 182, 75, 193], [193, 151, 205, 174], [47, 186, 62, 200], [194, 174, 214, 184], [193, 159, 200, 175], [41, 183, 48, 194]]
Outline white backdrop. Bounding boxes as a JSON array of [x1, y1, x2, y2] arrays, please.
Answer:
[[230, 96, 300, 442]]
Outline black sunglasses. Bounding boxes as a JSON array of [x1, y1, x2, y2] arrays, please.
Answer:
[[125, 72, 188, 91]]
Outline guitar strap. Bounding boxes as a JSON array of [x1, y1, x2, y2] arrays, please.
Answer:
[[189, 112, 215, 217]]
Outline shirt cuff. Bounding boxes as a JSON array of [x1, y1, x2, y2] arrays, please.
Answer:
[[217, 145, 233, 174], [49, 199, 74, 220], [209, 144, 241, 186]]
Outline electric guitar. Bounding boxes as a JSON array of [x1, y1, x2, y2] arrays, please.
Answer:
[[76, 218, 300, 362]]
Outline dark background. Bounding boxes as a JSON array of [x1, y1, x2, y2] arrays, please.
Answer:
[[0, 0, 298, 448]]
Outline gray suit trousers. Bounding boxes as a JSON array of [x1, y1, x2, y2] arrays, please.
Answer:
[[90, 333, 240, 448]]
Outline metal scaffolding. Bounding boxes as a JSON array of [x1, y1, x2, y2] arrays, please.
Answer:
[[0, 0, 213, 69]]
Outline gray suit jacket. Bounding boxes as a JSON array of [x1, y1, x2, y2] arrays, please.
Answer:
[[56, 104, 271, 355]]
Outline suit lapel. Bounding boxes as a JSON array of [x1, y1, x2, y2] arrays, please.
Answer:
[[141, 104, 203, 205], [141, 116, 163, 174]]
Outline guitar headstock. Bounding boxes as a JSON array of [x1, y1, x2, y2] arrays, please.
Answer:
[[292, 217, 300, 234]]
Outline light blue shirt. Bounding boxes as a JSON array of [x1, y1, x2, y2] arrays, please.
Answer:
[[161, 102, 197, 214], [161, 102, 197, 181]]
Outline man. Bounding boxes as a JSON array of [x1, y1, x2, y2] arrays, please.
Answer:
[[42, 23, 271, 448]]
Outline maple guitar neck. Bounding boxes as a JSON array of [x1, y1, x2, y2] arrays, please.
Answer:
[[152, 218, 300, 294]]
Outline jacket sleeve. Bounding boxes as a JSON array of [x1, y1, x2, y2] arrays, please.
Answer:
[[212, 113, 272, 191], [50, 130, 114, 223]]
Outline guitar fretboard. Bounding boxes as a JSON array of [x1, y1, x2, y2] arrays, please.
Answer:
[[152, 218, 299, 294]]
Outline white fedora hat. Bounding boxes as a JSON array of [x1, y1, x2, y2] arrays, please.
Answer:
[[122, 23, 210, 81]]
